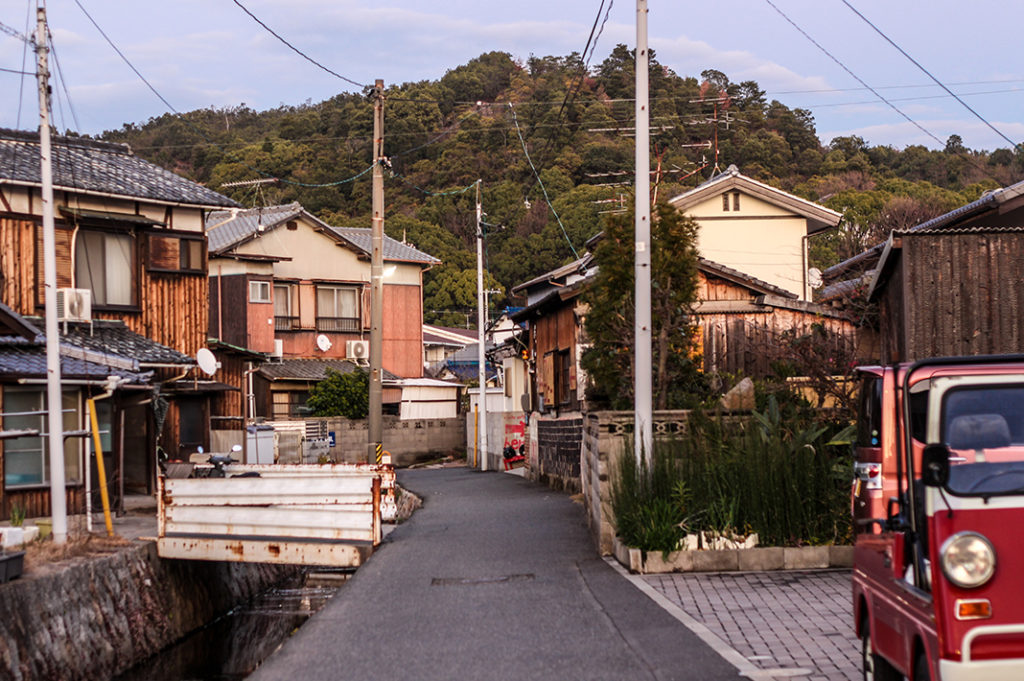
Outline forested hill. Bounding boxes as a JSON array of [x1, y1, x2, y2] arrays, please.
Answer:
[[96, 47, 1024, 327]]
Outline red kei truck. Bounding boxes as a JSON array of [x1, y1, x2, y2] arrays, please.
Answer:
[[852, 355, 1024, 681]]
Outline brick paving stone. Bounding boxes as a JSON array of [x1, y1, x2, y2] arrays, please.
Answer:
[[643, 569, 860, 681]]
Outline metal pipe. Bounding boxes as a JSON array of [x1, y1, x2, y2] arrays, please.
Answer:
[[476, 180, 488, 471]]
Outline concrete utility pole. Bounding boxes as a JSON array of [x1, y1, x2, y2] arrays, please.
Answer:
[[368, 79, 385, 465], [37, 5, 67, 544], [475, 180, 488, 471], [634, 0, 653, 465]]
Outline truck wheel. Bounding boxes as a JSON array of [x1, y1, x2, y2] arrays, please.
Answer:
[[861, 628, 900, 681], [914, 652, 931, 681]]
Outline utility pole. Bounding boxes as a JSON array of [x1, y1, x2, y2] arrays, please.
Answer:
[[475, 180, 488, 471], [37, 5, 67, 544], [368, 79, 385, 465], [634, 0, 653, 465]]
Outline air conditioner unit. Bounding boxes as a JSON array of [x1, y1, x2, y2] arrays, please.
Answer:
[[271, 338, 283, 359], [56, 288, 92, 322], [346, 340, 369, 361]]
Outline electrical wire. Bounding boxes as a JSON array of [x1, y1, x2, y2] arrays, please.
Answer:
[[509, 102, 579, 259], [47, 27, 82, 132], [840, 0, 1023, 152], [230, 0, 366, 89], [71, 0, 375, 189], [763, 0, 944, 148], [386, 169, 477, 197]]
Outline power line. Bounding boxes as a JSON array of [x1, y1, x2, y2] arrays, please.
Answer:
[[840, 0, 1023, 152], [509, 102, 579, 259], [47, 28, 82, 132], [71, 0, 376, 189], [230, 0, 366, 89], [762, 0, 944, 148]]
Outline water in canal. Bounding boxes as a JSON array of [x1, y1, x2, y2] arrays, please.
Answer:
[[113, 571, 348, 681]]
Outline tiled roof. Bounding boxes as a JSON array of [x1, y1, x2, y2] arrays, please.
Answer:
[[0, 128, 238, 208], [258, 358, 398, 382], [698, 258, 798, 299], [328, 226, 440, 265], [206, 203, 305, 253], [206, 202, 440, 265], [0, 337, 148, 382], [39, 319, 195, 366]]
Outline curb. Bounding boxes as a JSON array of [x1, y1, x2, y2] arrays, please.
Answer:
[[613, 536, 853, 574]]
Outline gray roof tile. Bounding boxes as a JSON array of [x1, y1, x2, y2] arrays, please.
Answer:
[[0, 128, 238, 208], [0, 337, 147, 382], [30, 319, 195, 366], [258, 358, 397, 382], [206, 203, 440, 265]]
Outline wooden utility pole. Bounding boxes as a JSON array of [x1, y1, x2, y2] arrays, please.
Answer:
[[368, 79, 385, 464], [37, 5, 68, 544]]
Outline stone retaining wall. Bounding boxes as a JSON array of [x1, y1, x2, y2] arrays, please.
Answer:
[[0, 542, 297, 681], [613, 536, 854, 573]]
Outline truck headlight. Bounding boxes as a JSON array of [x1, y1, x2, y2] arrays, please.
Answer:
[[941, 532, 996, 589]]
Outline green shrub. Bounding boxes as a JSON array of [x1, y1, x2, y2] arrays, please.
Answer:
[[612, 397, 854, 550]]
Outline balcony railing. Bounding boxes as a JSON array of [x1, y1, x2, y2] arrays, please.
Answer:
[[316, 316, 360, 333], [274, 316, 300, 331]]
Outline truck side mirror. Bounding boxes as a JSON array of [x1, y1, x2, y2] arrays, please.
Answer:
[[921, 443, 950, 487]]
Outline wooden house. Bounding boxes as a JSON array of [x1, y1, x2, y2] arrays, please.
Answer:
[[824, 178, 1024, 363], [869, 227, 1024, 362], [0, 128, 239, 518], [205, 203, 439, 420]]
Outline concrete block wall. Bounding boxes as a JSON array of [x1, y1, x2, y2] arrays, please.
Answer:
[[581, 410, 694, 555], [319, 415, 466, 466]]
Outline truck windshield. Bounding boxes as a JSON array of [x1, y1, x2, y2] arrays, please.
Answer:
[[943, 384, 1024, 496]]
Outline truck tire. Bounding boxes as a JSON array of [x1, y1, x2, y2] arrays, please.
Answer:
[[861, 627, 901, 681]]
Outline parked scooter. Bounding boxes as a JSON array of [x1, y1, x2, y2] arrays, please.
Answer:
[[190, 445, 258, 478]]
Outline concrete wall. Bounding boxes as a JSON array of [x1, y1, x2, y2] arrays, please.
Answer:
[[581, 410, 694, 555], [292, 415, 466, 466], [0, 542, 296, 681], [464, 410, 526, 471]]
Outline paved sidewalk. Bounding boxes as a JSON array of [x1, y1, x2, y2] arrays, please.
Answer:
[[642, 570, 859, 681]]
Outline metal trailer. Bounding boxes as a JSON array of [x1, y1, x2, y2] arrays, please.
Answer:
[[156, 464, 387, 567]]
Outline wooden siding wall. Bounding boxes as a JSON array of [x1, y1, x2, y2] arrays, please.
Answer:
[[882, 232, 1024, 362], [700, 309, 855, 377], [697, 271, 757, 302], [210, 354, 247, 430], [0, 217, 39, 313], [532, 304, 577, 411]]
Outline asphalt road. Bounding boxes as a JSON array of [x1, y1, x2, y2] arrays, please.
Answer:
[[248, 466, 741, 681]]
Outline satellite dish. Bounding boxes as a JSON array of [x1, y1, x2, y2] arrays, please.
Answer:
[[316, 334, 332, 352], [808, 267, 823, 289], [196, 348, 218, 376]]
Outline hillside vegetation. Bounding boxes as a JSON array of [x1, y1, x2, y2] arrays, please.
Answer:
[[96, 47, 1024, 326]]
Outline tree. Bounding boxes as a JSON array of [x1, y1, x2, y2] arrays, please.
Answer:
[[306, 368, 369, 419], [581, 201, 705, 410]]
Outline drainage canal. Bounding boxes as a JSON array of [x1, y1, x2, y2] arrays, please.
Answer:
[[113, 569, 351, 681]]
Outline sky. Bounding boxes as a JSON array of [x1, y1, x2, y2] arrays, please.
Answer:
[[2, 0, 1023, 153]]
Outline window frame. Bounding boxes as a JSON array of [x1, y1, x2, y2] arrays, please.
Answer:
[[315, 284, 361, 333], [73, 227, 138, 309], [249, 280, 272, 304], [274, 282, 298, 331], [2, 388, 83, 489], [146, 230, 205, 275]]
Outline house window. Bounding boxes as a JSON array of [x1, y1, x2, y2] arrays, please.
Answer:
[[722, 192, 740, 212], [274, 283, 297, 330], [3, 388, 81, 488], [249, 280, 271, 303], [723, 194, 730, 211], [74, 230, 134, 306], [316, 285, 360, 332], [148, 233, 203, 273], [272, 391, 309, 419]]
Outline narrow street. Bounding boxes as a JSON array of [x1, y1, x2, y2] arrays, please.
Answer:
[[248, 467, 857, 681]]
